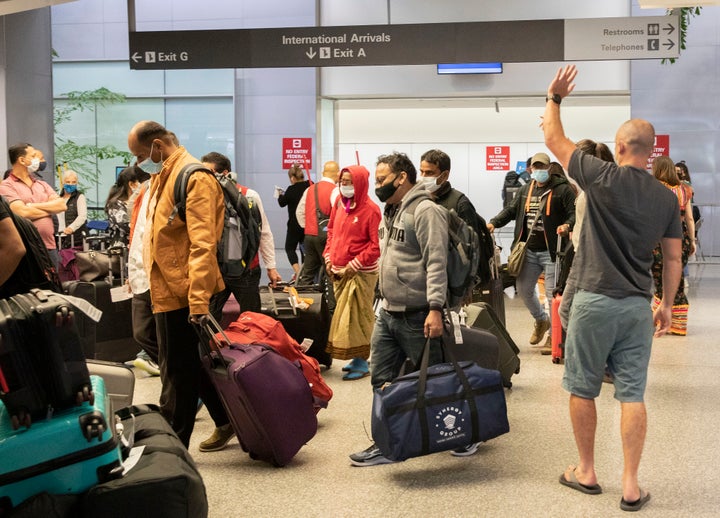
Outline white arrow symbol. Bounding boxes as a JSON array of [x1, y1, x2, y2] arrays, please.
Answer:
[[131, 52, 142, 63], [306, 47, 317, 59]]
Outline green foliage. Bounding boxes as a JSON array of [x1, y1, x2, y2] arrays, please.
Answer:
[[662, 7, 702, 65], [53, 87, 133, 198]]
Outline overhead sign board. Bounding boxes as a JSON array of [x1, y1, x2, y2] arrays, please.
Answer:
[[565, 16, 679, 60], [129, 20, 563, 70], [128, 16, 678, 70]]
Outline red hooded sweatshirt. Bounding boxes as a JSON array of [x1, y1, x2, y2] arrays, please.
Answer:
[[322, 165, 381, 272]]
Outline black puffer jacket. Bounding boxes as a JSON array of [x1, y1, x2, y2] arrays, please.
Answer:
[[489, 174, 576, 261]]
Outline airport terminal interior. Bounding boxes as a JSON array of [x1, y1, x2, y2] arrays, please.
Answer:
[[132, 262, 719, 518], [1, 1, 719, 517]]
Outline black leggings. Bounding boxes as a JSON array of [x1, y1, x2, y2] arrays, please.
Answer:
[[285, 224, 305, 266]]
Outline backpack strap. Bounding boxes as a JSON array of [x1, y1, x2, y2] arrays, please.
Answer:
[[168, 163, 214, 225], [443, 188, 463, 210]]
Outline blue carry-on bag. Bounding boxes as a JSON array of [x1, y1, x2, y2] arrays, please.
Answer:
[[372, 337, 509, 462], [0, 375, 122, 512]]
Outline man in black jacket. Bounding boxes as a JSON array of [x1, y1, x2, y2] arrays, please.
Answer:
[[419, 149, 479, 235], [487, 152, 576, 352]]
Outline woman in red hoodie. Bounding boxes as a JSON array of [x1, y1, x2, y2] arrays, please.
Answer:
[[323, 165, 381, 380]]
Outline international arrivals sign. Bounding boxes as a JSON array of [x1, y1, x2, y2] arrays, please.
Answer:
[[129, 15, 679, 70]]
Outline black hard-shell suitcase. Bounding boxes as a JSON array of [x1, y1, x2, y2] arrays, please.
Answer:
[[0, 289, 93, 428], [259, 283, 332, 368], [64, 280, 140, 362], [463, 302, 520, 388]]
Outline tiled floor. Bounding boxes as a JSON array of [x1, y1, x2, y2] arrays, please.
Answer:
[[132, 262, 720, 517]]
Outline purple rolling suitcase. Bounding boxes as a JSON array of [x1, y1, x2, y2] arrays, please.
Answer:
[[198, 316, 317, 467]]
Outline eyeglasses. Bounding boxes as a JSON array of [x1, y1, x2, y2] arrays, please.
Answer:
[[375, 173, 397, 187]]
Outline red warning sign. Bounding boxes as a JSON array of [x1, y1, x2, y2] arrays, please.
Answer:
[[282, 138, 312, 170], [486, 146, 510, 171], [647, 134, 670, 170]]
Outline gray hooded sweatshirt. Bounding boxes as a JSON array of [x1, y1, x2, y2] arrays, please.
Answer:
[[378, 182, 448, 312]]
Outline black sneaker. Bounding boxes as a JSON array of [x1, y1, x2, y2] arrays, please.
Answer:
[[349, 444, 395, 467], [450, 442, 482, 457]]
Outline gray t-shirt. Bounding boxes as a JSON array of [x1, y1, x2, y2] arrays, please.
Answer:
[[567, 149, 682, 299]]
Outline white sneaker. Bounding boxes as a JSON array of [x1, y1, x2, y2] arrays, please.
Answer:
[[133, 357, 160, 376]]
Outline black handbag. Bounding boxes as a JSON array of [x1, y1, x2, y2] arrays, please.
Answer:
[[371, 337, 509, 462]]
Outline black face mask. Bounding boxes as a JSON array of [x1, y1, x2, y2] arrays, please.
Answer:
[[375, 175, 398, 202], [38, 160, 47, 172]]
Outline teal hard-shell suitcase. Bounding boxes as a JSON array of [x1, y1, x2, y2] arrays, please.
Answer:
[[0, 375, 122, 512]]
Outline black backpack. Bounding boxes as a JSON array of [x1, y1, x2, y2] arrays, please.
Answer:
[[0, 198, 62, 298], [169, 163, 262, 279], [442, 189, 495, 286]]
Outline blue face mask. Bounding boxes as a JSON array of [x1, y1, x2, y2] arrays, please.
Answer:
[[64, 184, 77, 193], [531, 169, 549, 184], [137, 143, 163, 174]]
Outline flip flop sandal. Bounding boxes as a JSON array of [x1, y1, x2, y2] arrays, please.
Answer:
[[343, 369, 370, 381], [559, 467, 602, 495], [620, 490, 651, 512]]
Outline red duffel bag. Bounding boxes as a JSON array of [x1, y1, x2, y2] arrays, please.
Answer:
[[221, 311, 333, 411]]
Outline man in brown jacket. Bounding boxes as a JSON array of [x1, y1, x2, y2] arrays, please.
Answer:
[[128, 120, 228, 448]]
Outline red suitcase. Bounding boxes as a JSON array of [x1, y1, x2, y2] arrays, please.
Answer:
[[551, 294, 563, 364], [197, 316, 317, 467]]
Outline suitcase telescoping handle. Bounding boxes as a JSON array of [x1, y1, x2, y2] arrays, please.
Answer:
[[553, 234, 563, 290], [193, 313, 234, 372]]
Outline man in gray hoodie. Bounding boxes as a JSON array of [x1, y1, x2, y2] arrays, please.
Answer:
[[350, 152, 460, 466]]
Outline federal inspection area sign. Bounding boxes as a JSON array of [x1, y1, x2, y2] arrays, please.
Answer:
[[128, 15, 679, 70]]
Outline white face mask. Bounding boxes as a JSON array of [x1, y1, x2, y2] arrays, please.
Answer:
[[137, 143, 163, 174], [26, 157, 41, 174], [421, 175, 441, 193], [340, 185, 355, 198]]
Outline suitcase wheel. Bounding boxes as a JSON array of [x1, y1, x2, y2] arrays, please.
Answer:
[[76, 385, 94, 405], [11, 411, 31, 430]]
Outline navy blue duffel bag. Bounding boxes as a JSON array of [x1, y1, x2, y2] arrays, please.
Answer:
[[372, 338, 509, 462]]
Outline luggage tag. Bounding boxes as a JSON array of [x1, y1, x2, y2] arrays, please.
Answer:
[[450, 310, 464, 344], [110, 284, 133, 303], [56, 293, 103, 322]]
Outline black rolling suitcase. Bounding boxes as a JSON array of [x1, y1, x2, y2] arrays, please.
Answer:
[[0, 289, 93, 428], [472, 241, 506, 324], [445, 323, 500, 372], [64, 280, 140, 362], [463, 302, 520, 388], [260, 283, 332, 368]]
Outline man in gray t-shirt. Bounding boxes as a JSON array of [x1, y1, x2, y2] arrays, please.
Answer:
[[542, 65, 682, 513]]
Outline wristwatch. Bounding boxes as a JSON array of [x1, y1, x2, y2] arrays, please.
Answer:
[[546, 93, 562, 105]]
